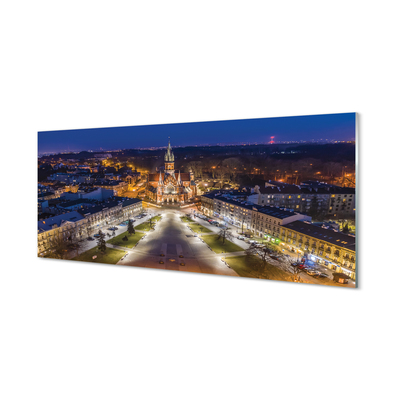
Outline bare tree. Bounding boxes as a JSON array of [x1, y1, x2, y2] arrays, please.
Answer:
[[244, 244, 276, 278], [66, 231, 83, 258], [50, 235, 69, 259], [217, 227, 234, 245], [214, 165, 229, 185], [222, 157, 241, 183], [148, 216, 156, 230], [246, 243, 300, 280], [246, 244, 270, 268]]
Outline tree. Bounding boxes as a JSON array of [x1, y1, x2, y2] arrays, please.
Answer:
[[116, 208, 124, 223], [222, 157, 241, 183], [308, 195, 325, 221], [342, 222, 349, 234], [238, 217, 245, 234], [217, 227, 233, 244], [216, 166, 229, 184], [86, 224, 93, 238], [246, 242, 297, 277], [50, 235, 69, 259], [148, 216, 155, 230], [66, 232, 83, 258], [97, 230, 107, 253], [127, 219, 135, 235], [246, 244, 270, 269], [122, 235, 128, 242]]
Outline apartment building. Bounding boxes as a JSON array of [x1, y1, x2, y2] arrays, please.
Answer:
[[248, 180, 355, 219], [201, 191, 310, 236], [116, 197, 143, 220], [280, 220, 356, 280], [38, 198, 143, 255], [213, 197, 254, 232], [78, 200, 122, 230], [327, 192, 356, 218], [251, 206, 311, 239], [201, 191, 252, 230], [300, 181, 355, 219], [37, 211, 87, 255]]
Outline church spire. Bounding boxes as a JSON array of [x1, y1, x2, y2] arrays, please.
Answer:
[[177, 170, 182, 185], [158, 171, 163, 185], [164, 137, 174, 162]]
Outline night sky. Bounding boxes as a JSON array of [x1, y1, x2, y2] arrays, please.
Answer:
[[38, 113, 356, 154]]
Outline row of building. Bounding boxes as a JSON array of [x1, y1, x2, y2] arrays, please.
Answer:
[[200, 190, 356, 280], [37, 197, 143, 256], [248, 180, 355, 219]]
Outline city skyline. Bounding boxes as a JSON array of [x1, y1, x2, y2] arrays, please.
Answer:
[[38, 113, 356, 288], [38, 113, 356, 154]]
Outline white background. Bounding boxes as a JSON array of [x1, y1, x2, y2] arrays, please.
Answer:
[[1, 1, 399, 399]]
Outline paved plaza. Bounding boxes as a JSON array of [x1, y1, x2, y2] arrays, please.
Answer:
[[117, 208, 239, 276]]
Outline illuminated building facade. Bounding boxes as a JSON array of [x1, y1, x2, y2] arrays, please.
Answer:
[[146, 140, 197, 204]]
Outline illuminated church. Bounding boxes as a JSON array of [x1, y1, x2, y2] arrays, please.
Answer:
[[146, 139, 197, 204]]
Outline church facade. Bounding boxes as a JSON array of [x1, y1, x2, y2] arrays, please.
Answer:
[[146, 140, 197, 204]]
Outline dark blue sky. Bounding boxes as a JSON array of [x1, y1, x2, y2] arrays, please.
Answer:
[[38, 113, 356, 154]]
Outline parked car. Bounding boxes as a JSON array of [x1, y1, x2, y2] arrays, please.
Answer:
[[315, 272, 329, 278], [87, 236, 94, 241], [270, 255, 280, 260], [292, 262, 306, 269], [237, 235, 245, 240], [306, 269, 320, 276], [93, 234, 100, 238]]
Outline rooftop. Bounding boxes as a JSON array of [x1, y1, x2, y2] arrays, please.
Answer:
[[257, 206, 300, 219], [58, 199, 97, 208], [283, 220, 356, 251], [114, 197, 142, 207], [38, 211, 85, 233]]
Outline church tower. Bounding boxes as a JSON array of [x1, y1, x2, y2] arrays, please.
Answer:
[[164, 138, 175, 173]]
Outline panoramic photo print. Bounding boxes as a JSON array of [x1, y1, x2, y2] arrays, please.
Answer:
[[38, 113, 357, 287]]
